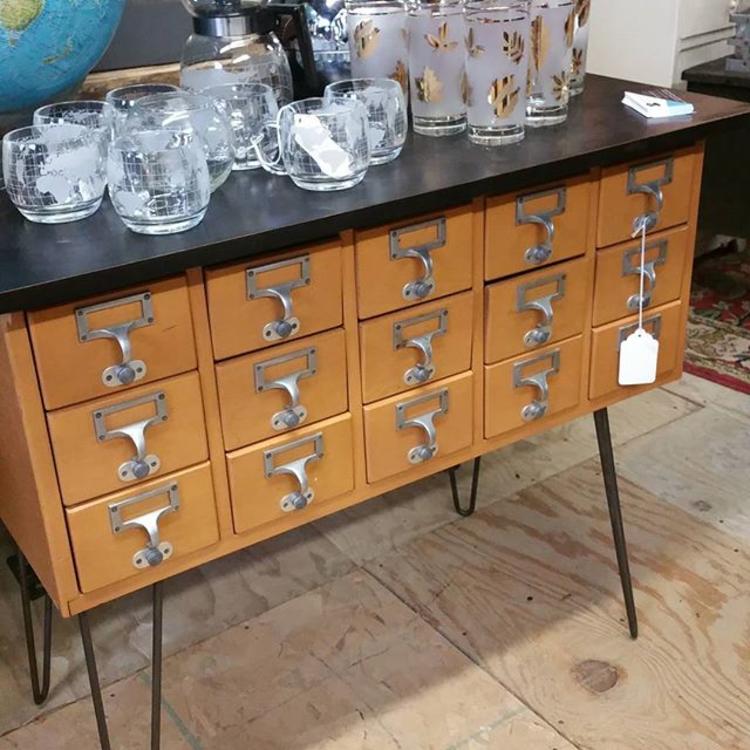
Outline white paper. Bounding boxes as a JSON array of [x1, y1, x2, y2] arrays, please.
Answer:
[[293, 114, 352, 179], [619, 328, 660, 386]]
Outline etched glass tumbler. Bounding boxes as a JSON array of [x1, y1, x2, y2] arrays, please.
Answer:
[[324, 78, 407, 164], [464, 2, 531, 146], [2, 124, 107, 223], [526, 0, 575, 127], [107, 129, 211, 235], [407, 0, 467, 136], [105, 83, 181, 134], [346, 1, 409, 95], [570, 0, 591, 96], [33, 100, 114, 136]]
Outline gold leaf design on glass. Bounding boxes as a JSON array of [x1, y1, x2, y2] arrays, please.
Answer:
[[465, 28, 485, 58], [426, 22, 459, 52], [354, 20, 380, 59], [391, 59, 409, 93], [572, 48, 584, 76], [531, 16, 548, 71], [415, 67, 444, 103], [552, 70, 570, 102], [488, 75, 520, 118], [564, 10, 575, 48], [502, 30, 525, 64], [576, 0, 590, 27], [461, 71, 473, 106]]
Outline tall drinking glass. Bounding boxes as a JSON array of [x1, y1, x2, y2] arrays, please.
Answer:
[[570, 0, 591, 96]]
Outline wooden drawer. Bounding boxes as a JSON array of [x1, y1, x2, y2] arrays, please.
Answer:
[[48, 371, 209, 507], [206, 241, 343, 360], [485, 256, 591, 364], [363, 372, 473, 484], [28, 276, 197, 411], [597, 149, 698, 248], [589, 300, 683, 402], [355, 206, 473, 320], [593, 226, 690, 327], [227, 413, 354, 535], [216, 328, 349, 451], [360, 291, 473, 404], [485, 174, 594, 281], [485, 336, 583, 439], [66, 463, 219, 593]]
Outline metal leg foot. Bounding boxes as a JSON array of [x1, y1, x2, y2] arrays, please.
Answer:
[[593, 408, 639, 639], [448, 457, 482, 517]]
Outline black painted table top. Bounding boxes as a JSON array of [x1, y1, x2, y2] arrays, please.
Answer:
[[1, 74, 750, 313], [683, 56, 750, 90]]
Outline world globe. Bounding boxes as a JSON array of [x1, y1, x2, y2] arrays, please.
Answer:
[[0, 0, 126, 114]]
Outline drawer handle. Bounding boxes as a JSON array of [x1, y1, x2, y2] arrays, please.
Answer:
[[246, 255, 311, 342], [389, 217, 447, 301], [618, 314, 663, 350], [93, 391, 168, 482], [513, 350, 560, 422], [516, 187, 566, 266], [254, 346, 317, 431], [264, 432, 323, 512], [76, 292, 154, 388], [393, 308, 448, 386], [627, 158, 674, 235], [622, 240, 668, 311], [516, 273, 566, 348], [108, 482, 180, 569], [396, 388, 449, 465]]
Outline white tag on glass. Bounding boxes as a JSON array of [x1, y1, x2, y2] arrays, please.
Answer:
[[619, 327, 659, 385], [293, 113, 352, 179]]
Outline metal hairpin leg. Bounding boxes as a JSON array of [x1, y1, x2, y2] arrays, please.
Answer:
[[79, 581, 165, 750], [448, 457, 482, 517], [593, 408, 639, 639]]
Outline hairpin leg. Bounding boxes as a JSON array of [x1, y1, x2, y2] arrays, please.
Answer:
[[448, 457, 482, 517], [593, 408, 638, 639]]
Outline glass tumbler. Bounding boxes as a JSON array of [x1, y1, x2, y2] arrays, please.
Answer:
[[105, 83, 181, 134], [107, 129, 211, 235], [2, 124, 107, 224], [407, 0, 467, 136], [526, 0, 575, 127], [464, 2, 531, 146], [324, 78, 407, 164], [570, 0, 591, 96], [33, 100, 114, 135], [203, 82, 279, 170], [346, 1, 409, 95]]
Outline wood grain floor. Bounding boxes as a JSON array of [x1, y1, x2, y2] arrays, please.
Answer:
[[0, 375, 747, 749]]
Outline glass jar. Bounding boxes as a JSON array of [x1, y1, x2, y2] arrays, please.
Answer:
[[570, 0, 591, 96]]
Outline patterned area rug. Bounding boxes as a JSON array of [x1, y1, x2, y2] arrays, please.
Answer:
[[685, 243, 750, 394]]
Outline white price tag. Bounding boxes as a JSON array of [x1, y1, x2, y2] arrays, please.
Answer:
[[293, 113, 352, 179], [619, 328, 659, 386]]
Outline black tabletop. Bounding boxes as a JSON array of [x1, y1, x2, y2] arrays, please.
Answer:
[[683, 56, 750, 90], [2, 74, 750, 313]]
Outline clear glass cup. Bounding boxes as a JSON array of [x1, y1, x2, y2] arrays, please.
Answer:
[[202, 82, 278, 170], [407, 0, 467, 136], [107, 129, 211, 235], [254, 97, 370, 191], [2, 124, 107, 224], [131, 92, 234, 191], [346, 1, 409, 95], [105, 83, 181, 134], [324, 78, 407, 164], [570, 0, 591, 96], [33, 100, 114, 135], [464, 1, 531, 146], [526, 0, 575, 127]]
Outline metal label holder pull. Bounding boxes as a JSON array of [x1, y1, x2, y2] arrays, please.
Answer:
[[246, 255, 311, 342], [389, 217, 447, 302], [254, 346, 317, 431], [263, 432, 324, 513], [393, 308, 448, 386], [627, 157, 674, 235], [75, 292, 154, 388], [93, 390, 168, 482], [395, 388, 449, 465], [108, 482, 180, 569], [516, 187, 567, 266], [622, 239, 668, 311], [516, 273, 566, 348], [513, 350, 561, 422]]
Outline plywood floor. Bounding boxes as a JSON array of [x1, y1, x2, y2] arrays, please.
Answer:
[[0, 374, 748, 749]]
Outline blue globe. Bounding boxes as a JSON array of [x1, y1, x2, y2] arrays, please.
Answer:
[[0, 0, 126, 114]]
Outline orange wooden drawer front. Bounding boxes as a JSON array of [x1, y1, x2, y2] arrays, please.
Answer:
[[485, 256, 590, 364], [485, 336, 583, 439], [485, 175, 593, 281], [206, 241, 343, 360], [355, 206, 474, 320], [227, 413, 354, 535], [597, 149, 697, 248], [359, 291, 473, 404], [48, 371, 209, 507], [28, 276, 197, 411], [363, 372, 473, 484], [66, 463, 219, 593], [589, 300, 683, 402], [593, 226, 689, 327], [216, 329, 349, 451]]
